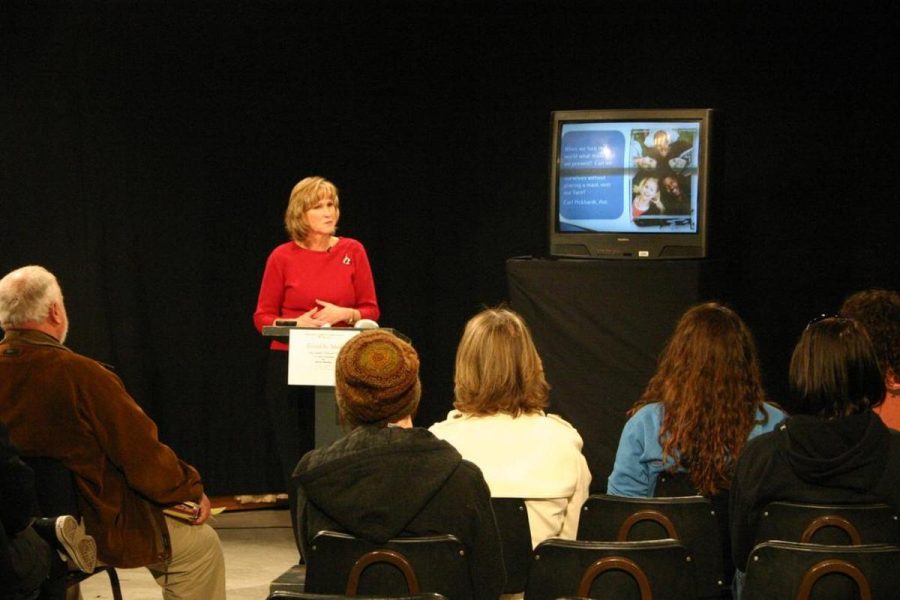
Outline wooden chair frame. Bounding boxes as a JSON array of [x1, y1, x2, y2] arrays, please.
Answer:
[[577, 556, 652, 600], [796, 559, 871, 600], [346, 549, 420, 595]]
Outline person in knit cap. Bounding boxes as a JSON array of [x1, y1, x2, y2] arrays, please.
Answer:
[[333, 329, 422, 428], [292, 330, 505, 598]]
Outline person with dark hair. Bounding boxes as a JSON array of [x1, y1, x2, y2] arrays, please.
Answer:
[[430, 307, 591, 549], [0, 266, 225, 599], [292, 330, 505, 599], [660, 175, 692, 215], [607, 302, 786, 499], [840, 289, 900, 429], [729, 316, 900, 594]]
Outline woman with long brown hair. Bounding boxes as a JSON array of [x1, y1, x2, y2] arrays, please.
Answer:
[[607, 302, 786, 497]]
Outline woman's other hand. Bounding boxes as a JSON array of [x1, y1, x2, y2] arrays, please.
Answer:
[[314, 299, 354, 325], [276, 308, 322, 328]]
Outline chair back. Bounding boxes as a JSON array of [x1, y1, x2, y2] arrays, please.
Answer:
[[489, 497, 532, 593], [304, 531, 471, 599], [754, 502, 900, 547], [267, 592, 448, 600], [524, 538, 696, 600], [21, 456, 81, 517], [20, 456, 122, 600], [1, 521, 16, 588], [577, 494, 728, 598], [742, 541, 900, 600]]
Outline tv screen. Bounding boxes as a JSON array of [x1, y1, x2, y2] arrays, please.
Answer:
[[549, 108, 715, 258]]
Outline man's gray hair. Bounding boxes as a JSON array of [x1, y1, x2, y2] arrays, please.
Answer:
[[0, 265, 62, 327]]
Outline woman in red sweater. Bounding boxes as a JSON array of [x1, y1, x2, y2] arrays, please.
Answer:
[[253, 176, 380, 502]]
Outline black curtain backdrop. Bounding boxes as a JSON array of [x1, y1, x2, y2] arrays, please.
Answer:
[[2, 1, 898, 494]]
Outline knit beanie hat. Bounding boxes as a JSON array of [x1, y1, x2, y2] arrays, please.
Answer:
[[335, 330, 421, 427]]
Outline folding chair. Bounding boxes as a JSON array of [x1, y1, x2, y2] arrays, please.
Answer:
[[754, 501, 900, 547], [22, 456, 122, 600], [490, 497, 532, 594], [267, 592, 448, 600], [578, 494, 728, 598], [304, 531, 472, 599], [524, 538, 696, 600], [742, 540, 900, 600]]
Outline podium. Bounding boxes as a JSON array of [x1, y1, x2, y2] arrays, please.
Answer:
[[261, 325, 404, 448]]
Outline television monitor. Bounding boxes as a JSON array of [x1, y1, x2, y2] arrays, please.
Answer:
[[548, 108, 715, 259]]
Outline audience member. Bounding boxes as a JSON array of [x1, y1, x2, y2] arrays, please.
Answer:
[[292, 330, 505, 599], [430, 307, 591, 549], [840, 289, 900, 429], [729, 316, 900, 596], [2, 420, 97, 600], [608, 302, 786, 498], [0, 265, 225, 600]]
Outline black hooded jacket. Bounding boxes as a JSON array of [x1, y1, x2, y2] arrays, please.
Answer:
[[730, 411, 900, 569], [293, 425, 505, 599]]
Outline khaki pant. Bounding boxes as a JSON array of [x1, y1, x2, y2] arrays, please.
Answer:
[[146, 516, 226, 600]]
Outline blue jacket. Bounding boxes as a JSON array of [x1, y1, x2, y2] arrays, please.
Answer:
[[607, 401, 786, 497]]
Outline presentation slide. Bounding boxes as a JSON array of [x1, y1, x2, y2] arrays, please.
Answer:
[[557, 121, 700, 234]]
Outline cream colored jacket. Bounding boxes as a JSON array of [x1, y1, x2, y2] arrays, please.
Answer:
[[430, 410, 592, 548]]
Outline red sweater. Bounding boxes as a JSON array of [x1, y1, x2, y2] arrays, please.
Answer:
[[253, 238, 380, 350]]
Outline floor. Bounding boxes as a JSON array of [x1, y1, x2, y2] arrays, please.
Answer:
[[78, 507, 298, 600]]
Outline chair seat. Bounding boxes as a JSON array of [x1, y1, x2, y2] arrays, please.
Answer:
[[270, 563, 307, 595]]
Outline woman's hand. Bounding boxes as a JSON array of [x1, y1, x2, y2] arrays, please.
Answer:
[[293, 308, 324, 327], [314, 299, 355, 325], [274, 308, 322, 328]]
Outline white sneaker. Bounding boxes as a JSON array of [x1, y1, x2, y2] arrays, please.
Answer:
[[55, 516, 97, 574]]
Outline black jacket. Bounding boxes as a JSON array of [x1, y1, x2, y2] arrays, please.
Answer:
[[293, 425, 505, 599], [730, 411, 900, 569], [1, 421, 50, 596]]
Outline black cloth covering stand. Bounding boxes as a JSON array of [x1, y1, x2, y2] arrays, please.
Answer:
[[506, 256, 728, 492]]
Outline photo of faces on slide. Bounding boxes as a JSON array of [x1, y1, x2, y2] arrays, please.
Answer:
[[557, 121, 700, 234]]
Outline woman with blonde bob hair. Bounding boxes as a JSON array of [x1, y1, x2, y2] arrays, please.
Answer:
[[452, 307, 549, 416], [607, 302, 786, 498], [253, 175, 380, 509], [430, 307, 592, 549]]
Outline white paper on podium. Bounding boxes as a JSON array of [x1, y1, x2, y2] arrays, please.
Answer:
[[287, 328, 362, 386]]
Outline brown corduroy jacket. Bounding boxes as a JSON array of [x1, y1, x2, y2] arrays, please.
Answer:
[[0, 330, 204, 567]]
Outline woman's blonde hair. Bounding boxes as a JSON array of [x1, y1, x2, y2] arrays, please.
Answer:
[[629, 302, 769, 496], [633, 177, 660, 202], [453, 307, 549, 416], [284, 176, 340, 242]]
